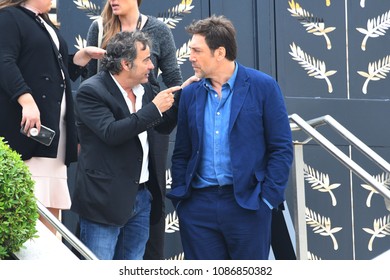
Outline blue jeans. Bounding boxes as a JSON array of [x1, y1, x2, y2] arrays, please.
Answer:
[[80, 187, 152, 260]]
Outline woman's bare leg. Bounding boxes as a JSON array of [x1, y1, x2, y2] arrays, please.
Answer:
[[39, 208, 60, 238]]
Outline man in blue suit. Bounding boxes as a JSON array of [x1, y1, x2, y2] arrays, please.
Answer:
[[167, 15, 294, 260]]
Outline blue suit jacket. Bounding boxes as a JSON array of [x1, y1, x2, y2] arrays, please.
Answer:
[[167, 63, 293, 210]]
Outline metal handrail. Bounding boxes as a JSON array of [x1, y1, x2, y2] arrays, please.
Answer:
[[289, 113, 390, 201], [288, 113, 390, 260], [291, 114, 390, 174], [37, 201, 98, 260]]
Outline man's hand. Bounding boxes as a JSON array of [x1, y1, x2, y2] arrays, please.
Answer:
[[181, 75, 200, 88], [152, 86, 181, 113]]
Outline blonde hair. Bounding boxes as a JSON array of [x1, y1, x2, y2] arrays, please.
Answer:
[[100, 0, 142, 49]]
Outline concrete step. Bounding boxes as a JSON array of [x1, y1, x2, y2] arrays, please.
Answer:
[[13, 220, 79, 260]]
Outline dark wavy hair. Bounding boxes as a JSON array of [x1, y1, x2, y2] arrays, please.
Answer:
[[186, 15, 237, 61], [100, 30, 151, 75]]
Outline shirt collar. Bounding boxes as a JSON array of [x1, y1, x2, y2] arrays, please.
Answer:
[[203, 61, 238, 91], [109, 73, 145, 99]]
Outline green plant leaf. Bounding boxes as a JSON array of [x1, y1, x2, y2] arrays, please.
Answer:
[[0, 137, 38, 259]]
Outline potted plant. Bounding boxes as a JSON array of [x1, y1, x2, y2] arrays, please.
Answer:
[[0, 137, 39, 259]]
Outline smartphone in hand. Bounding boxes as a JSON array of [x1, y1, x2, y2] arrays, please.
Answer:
[[20, 125, 56, 146]]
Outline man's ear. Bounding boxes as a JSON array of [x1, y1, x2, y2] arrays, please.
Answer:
[[216, 46, 226, 61], [121, 59, 130, 71]]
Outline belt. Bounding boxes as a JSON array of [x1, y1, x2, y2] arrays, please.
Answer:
[[138, 182, 148, 190]]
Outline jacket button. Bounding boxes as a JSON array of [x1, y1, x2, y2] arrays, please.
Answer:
[[42, 95, 46, 99], [135, 180, 139, 184]]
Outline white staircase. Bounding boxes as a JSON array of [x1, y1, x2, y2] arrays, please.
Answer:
[[13, 220, 78, 260]]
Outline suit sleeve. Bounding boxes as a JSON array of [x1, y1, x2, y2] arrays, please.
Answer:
[[143, 83, 180, 135], [170, 88, 192, 192], [261, 80, 293, 208], [75, 82, 164, 146], [0, 10, 31, 102]]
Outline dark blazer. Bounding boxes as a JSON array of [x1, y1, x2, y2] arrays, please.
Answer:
[[71, 71, 179, 226], [0, 6, 79, 165], [167, 63, 294, 209]]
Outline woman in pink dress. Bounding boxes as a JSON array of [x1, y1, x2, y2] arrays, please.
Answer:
[[0, 0, 105, 234]]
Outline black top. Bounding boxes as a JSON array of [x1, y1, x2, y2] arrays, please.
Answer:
[[0, 6, 82, 164]]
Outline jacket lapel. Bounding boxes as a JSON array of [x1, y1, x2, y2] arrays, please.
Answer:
[[195, 83, 208, 142], [101, 71, 132, 117], [229, 64, 249, 133]]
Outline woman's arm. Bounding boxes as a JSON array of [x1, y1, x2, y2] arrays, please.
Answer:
[[73, 46, 106, 67]]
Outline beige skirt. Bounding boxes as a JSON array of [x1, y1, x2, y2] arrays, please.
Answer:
[[24, 93, 71, 209]]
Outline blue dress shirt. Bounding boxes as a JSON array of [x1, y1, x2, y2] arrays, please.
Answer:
[[192, 63, 238, 189], [191, 63, 274, 209]]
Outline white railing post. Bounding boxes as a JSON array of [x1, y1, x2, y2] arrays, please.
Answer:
[[290, 143, 308, 260]]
